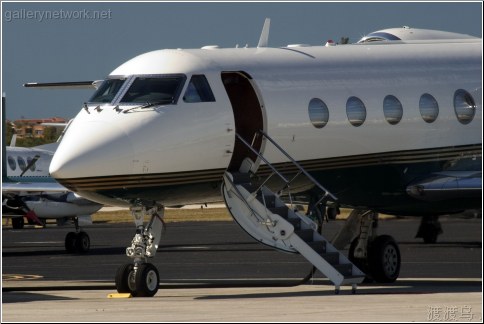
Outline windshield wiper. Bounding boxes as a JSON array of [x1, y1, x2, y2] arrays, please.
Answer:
[[141, 98, 174, 108], [122, 99, 174, 114]]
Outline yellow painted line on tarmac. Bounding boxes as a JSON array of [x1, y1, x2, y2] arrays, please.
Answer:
[[107, 293, 132, 298]]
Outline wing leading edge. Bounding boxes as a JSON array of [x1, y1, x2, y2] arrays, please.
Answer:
[[2, 181, 68, 195]]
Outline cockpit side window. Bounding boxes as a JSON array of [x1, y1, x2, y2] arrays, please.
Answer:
[[88, 79, 126, 103], [120, 75, 185, 105], [183, 75, 216, 103]]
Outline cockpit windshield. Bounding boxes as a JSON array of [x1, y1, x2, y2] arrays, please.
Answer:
[[88, 79, 126, 103], [120, 75, 185, 105]]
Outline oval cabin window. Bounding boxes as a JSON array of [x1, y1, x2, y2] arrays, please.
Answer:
[[454, 89, 476, 124], [383, 95, 403, 125], [17, 156, 27, 171], [308, 98, 329, 128], [419, 93, 439, 123], [7, 156, 16, 171], [346, 97, 366, 127]]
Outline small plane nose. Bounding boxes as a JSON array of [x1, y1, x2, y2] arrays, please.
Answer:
[[50, 120, 134, 180]]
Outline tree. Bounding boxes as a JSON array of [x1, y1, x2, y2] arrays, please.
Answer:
[[16, 137, 45, 147], [43, 126, 58, 143], [5, 122, 15, 145]]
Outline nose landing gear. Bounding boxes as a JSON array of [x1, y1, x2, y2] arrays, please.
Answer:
[[115, 204, 165, 297]]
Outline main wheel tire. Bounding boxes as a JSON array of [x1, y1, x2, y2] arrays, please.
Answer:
[[65, 232, 77, 253], [368, 235, 401, 283], [133, 263, 159, 297], [115, 263, 136, 293], [12, 217, 25, 229], [75, 232, 90, 253]]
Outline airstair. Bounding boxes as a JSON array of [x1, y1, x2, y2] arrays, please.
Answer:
[[222, 131, 365, 293]]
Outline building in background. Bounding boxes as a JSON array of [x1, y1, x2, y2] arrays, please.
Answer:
[[7, 117, 66, 139]]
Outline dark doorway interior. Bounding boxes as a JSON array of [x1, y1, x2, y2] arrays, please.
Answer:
[[222, 72, 264, 172]]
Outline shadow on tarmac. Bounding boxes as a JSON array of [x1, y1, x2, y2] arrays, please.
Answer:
[[2, 247, 126, 257], [194, 279, 482, 300], [2, 292, 77, 304]]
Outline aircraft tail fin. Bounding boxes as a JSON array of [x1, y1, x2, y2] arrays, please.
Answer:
[[9, 134, 17, 147], [257, 18, 271, 48]]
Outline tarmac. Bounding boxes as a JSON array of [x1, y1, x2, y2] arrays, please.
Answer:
[[2, 216, 482, 322], [3, 279, 481, 322]]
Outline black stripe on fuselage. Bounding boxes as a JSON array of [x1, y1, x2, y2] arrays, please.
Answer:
[[56, 144, 481, 191]]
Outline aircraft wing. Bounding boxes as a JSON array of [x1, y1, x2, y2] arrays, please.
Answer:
[[2, 181, 68, 195], [23, 80, 102, 89], [406, 171, 482, 201]]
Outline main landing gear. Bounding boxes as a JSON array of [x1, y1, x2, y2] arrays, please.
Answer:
[[332, 210, 401, 283], [65, 217, 90, 253], [415, 215, 442, 244], [115, 204, 165, 297]]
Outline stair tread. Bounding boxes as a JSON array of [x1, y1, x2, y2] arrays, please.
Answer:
[[241, 183, 259, 193], [320, 252, 340, 265], [256, 194, 276, 208], [268, 206, 289, 218], [306, 240, 327, 253], [231, 172, 252, 184], [334, 263, 353, 275], [286, 217, 301, 229], [295, 229, 314, 242]]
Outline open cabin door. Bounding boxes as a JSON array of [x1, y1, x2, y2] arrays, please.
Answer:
[[222, 72, 265, 173]]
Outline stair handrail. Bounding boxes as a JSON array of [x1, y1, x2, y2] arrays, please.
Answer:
[[235, 133, 290, 185], [257, 130, 338, 201]]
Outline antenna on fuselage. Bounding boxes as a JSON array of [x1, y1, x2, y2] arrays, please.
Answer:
[[257, 18, 271, 48]]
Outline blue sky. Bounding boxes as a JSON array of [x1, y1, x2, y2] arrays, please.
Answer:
[[2, 1, 482, 120]]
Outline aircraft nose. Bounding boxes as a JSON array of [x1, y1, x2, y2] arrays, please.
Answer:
[[49, 120, 134, 180]]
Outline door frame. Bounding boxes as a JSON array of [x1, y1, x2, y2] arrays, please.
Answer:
[[221, 71, 266, 173]]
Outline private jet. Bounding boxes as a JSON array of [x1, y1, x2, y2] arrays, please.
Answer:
[[30, 23, 481, 297], [2, 99, 103, 252]]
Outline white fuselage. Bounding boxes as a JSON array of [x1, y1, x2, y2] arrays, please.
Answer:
[[50, 37, 482, 213], [3, 146, 102, 218], [5, 146, 53, 178]]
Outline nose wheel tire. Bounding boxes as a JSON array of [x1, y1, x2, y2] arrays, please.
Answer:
[[115, 263, 136, 293], [132, 263, 160, 297], [115, 263, 160, 297]]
